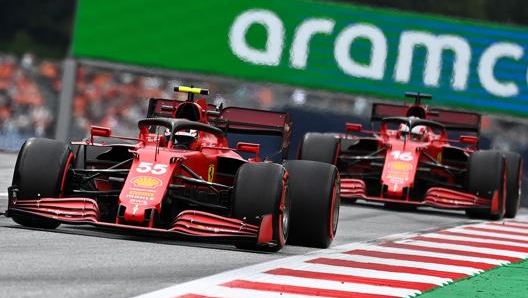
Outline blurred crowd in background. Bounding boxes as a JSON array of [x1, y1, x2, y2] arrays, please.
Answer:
[[1, 52, 528, 163], [0, 52, 370, 152], [2, 0, 528, 153], [0, 53, 58, 150]]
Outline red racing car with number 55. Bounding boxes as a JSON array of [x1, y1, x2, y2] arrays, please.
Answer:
[[6, 86, 340, 252]]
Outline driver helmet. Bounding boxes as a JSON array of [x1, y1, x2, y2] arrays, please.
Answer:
[[410, 125, 427, 141], [173, 129, 198, 149], [399, 123, 410, 138]]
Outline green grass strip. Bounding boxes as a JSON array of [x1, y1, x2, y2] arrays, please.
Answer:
[[416, 258, 528, 297]]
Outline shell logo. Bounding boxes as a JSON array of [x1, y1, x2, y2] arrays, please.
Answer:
[[131, 176, 162, 188], [389, 161, 412, 171]]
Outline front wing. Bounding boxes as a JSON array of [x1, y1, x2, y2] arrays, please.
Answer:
[[341, 178, 503, 214], [6, 196, 276, 248]]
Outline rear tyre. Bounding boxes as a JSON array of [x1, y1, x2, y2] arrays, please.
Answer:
[[503, 152, 523, 218], [465, 151, 506, 220], [232, 163, 288, 252], [285, 160, 340, 248], [11, 138, 74, 229], [297, 133, 339, 165]]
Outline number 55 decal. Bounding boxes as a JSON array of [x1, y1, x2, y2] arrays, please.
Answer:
[[136, 162, 168, 175]]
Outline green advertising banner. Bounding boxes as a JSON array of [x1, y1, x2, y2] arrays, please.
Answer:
[[72, 0, 528, 117]]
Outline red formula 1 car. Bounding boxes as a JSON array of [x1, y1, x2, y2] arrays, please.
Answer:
[[6, 86, 340, 252], [299, 92, 523, 219]]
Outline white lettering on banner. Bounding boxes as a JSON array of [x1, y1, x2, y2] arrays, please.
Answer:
[[335, 24, 387, 80], [290, 18, 335, 69], [228, 8, 526, 98], [394, 32, 471, 90], [478, 42, 524, 97], [228, 9, 284, 66]]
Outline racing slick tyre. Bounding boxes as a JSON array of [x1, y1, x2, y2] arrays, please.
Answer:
[[232, 163, 289, 252], [466, 150, 506, 220], [503, 152, 523, 218], [284, 160, 340, 248], [11, 138, 74, 229], [297, 132, 339, 165]]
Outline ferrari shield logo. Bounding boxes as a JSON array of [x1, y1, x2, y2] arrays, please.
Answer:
[[207, 164, 215, 182]]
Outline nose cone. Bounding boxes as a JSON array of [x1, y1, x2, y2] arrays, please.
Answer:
[[117, 204, 158, 227], [125, 204, 145, 221], [385, 183, 409, 198]]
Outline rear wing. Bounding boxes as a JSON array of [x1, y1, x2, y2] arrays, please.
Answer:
[[426, 108, 481, 133], [146, 86, 210, 119], [208, 105, 292, 152], [371, 102, 481, 134], [145, 85, 292, 154], [146, 100, 292, 139], [146, 97, 292, 153], [146, 98, 180, 118]]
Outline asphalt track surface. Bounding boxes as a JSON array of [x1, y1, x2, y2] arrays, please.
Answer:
[[0, 151, 524, 298]]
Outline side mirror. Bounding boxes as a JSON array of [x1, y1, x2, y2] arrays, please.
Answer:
[[345, 123, 362, 132], [90, 126, 111, 143], [236, 142, 261, 161], [459, 135, 478, 145], [236, 142, 260, 154]]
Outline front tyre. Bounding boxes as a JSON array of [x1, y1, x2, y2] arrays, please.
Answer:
[[232, 163, 289, 252], [503, 152, 523, 218], [10, 138, 74, 229], [285, 160, 340, 248], [465, 150, 506, 220]]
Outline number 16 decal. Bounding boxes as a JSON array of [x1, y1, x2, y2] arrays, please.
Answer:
[[390, 150, 413, 161]]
